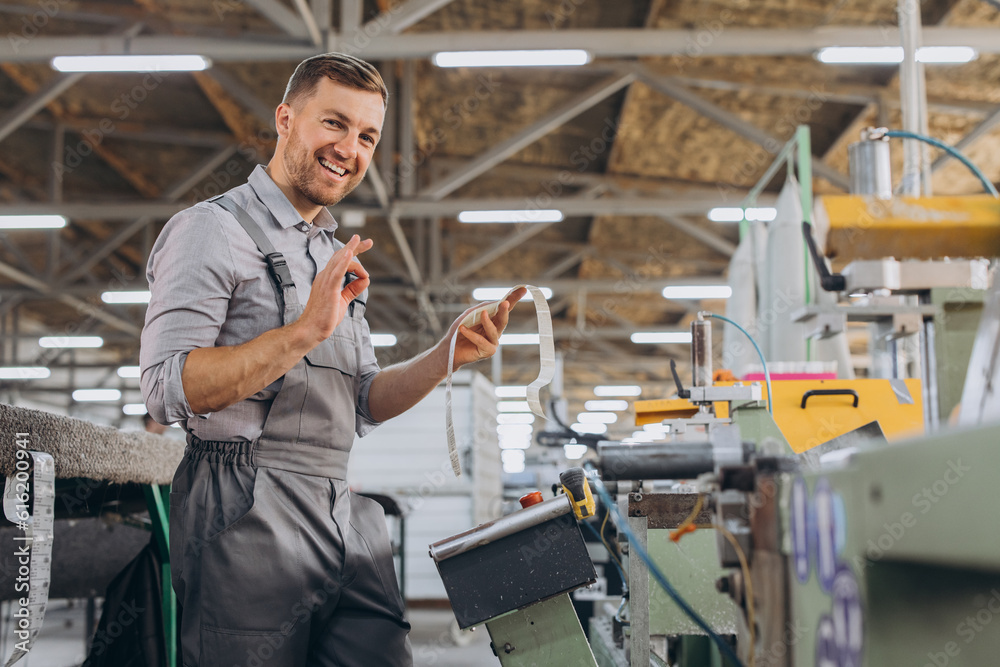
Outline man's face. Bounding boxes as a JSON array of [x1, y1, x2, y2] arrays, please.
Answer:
[[280, 78, 384, 208]]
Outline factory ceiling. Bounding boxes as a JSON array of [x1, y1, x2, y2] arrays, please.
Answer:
[[0, 0, 999, 424]]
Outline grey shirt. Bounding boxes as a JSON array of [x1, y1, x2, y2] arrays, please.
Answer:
[[140, 165, 381, 442]]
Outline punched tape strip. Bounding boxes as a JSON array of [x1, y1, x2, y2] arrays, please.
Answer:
[[2, 451, 54, 667], [445, 285, 554, 476]]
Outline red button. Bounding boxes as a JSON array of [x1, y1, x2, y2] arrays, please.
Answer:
[[519, 491, 544, 508]]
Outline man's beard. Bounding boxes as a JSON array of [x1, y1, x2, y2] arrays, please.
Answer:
[[283, 133, 361, 207]]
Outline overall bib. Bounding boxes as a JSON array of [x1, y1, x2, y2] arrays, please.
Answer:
[[168, 197, 411, 667]]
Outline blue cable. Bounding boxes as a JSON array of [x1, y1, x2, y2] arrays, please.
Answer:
[[589, 475, 747, 667], [884, 129, 1000, 198], [702, 312, 773, 415]]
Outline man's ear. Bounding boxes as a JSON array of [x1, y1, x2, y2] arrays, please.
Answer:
[[275, 103, 293, 138]]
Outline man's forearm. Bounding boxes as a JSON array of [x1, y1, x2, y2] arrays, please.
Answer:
[[367, 340, 450, 422], [182, 321, 317, 415]]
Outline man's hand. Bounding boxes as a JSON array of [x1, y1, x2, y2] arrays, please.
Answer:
[[448, 286, 526, 370], [294, 234, 373, 345]]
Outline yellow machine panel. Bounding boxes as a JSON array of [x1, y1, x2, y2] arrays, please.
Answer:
[[636, 379, 924, 454], [816, 194, 1000, 261]]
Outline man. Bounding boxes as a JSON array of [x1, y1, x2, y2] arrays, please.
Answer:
[[141, 53, 522, 666]]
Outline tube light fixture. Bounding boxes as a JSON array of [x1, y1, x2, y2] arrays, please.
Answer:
[[594, 385, 641, 397], [499, 434, 532, 449], [630, 332, 693, 344], [563, 444, 588, 460], [497, 423, 533, 436], [52, 55, 212, 72], [122, 403, 148, 415], [73, 388, 121, 402], [370, 334, 398, 347], [501, 449, 526, 473], [576, 412, 617, 424], [499, 333, 540, 346], [497, 413, 535, 425], [816, 46, 977, 65], [39, 336, 103, 348], [497, 401, 532, 413], [101, 290, 151, 304], [585, 400, 629, 411], [0, 215, 67, 230], [434, 50, 591, 68], [708, 207, 777, 222], [458, 210, 564, 224], [0, 367, 50, 380], [495, 385, 528, 398], [662, 285, 733, 300], [117, 366, 141, 379], [473, 287, 553, 301], [572, 422, 607, 435]]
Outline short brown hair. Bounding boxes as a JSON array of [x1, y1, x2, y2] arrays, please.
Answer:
[[283, 52, 387, 107]]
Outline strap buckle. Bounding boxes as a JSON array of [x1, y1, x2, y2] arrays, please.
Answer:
[[265, 252, 293, 288]]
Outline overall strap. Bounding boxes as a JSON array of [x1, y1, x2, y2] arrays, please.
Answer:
[[211, 194, 299, 314]]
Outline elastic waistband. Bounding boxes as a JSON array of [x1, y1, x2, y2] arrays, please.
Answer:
[[187, 436, 349, 479]]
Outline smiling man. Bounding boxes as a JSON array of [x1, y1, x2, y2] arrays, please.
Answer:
[[140, 53, 522, 667]]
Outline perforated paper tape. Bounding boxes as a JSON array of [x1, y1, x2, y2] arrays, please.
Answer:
[[3, 451, 54, 667], [446, 285, 554, 476]]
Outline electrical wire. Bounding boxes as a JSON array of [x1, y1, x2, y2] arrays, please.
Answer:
[[668, 493, 704, 542], [600, 508, 626, 577], [701, 312, 773, 415], [884, 129, 1000, 198], [589, 475, 747, 667], [581, 518, 627, 588]]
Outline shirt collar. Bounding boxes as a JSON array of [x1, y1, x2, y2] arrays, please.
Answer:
[[247, 165, 339, 232]]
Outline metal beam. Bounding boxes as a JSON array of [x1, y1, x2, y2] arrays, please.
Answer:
[[419, 73, 635, 200], [931, 104, 1000, 174], [6, 28, 1000, 62], [387, 214, 441, 333], [55, 145, 239, 286], [0, 261, 140, 335], [658, 214, 736, 257], [632, 65, 851, 190], [0, 193, 777, 220], [292, 0, 323, 45], [0, 73, 85, 143], [204, 67, 277, 125], [243, 0, 311, 39], [443, 222, 559, 282], [363, 0, 458, 35], [539, 249, 589, 280]]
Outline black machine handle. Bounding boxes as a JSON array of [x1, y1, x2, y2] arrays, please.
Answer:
[[802, 222, 846, 292], [801, 388, 859, 409]]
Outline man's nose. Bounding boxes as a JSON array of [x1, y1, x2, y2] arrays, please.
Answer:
[[334, 133, 358, 160]]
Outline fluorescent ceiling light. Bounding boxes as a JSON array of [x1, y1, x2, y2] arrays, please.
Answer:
[[594, 385, 641, 397], [73, 388, 121, 402], [497, 401, 531, 413], [101, 290, 151, 304], [122, 403, 148, 415], [495, 385, 528, 398], [497, 423, 533, 436], [499, 434, 532, 449], [39, 336, 103, 348], [434, 50, 591, 68], [459, 209, 564, 224], [500, 333, 540, 346], [52, 55, 211, 72], [473, 286, 553, 301], [572, 422, 607, 435], [501, 449, 526, 473], [0, 215, 66, 230], [117, 366, 141, 378], [577, 412, 617, 424], [370, 334, 398, 347], [643, 423, 670, 434], [564, 444, 588, 460], [662, 285, 732, 300], [585, 400, 629, 411], [630, 331, 693, 344], [497, 413, 535, 425], [0, 367, 50, 380], [816, 46, 977, 65], [629, 430, 657, 442], [708, 207, 777, 222]]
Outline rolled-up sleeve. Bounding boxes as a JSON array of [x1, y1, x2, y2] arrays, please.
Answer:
[[354, 296, 383, 438], [140, 205, 238, 425]]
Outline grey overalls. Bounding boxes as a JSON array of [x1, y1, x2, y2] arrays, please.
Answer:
[[168, 196, 412, 667]]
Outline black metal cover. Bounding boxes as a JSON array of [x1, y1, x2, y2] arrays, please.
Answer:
[[435, 513, 597, 628]]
